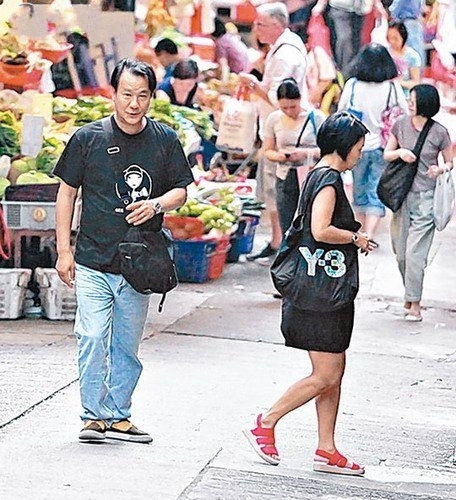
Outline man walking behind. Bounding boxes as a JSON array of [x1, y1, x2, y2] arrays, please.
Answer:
[[239, 2, 308, 261], [54, 59, 193, 443]]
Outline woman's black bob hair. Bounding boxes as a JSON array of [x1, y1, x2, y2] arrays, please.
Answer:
[[317, 111, 369, 161], [351, 43, 398, 83], [212, 17, 227, 38], [388, 21, 408, 47], [111, 58, 157, 94], [411, 83, 440, 118], [173, 59, 199, 80], [277, 78, 301, 100]]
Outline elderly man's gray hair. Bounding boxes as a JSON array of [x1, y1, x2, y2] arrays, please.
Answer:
[[257, 2, 289, 27]]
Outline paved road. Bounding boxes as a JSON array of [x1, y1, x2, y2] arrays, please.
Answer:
[[0, 217, 455, 499]]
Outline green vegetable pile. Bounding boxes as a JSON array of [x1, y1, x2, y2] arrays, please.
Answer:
[[171, 105, 214, 140], [149, 99, 215, 142], [35, 135, 66, 174], [53, 96, 114, 126], [0, 110, 21, 157]]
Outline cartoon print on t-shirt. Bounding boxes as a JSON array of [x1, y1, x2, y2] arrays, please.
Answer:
[[115, 164, 152, 206]]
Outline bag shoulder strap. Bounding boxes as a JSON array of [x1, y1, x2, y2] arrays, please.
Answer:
[[271, 42, 303, 57], [295, 111, 317, 147], [349, 78, 357, 107], [286, 167, 333, 241], [386, 81, 399, 109], [309, 111, 317, 136], [412, 119, 434, 160]]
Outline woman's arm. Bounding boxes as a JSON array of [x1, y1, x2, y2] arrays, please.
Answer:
[[311, 185, 372, 251], [263, 136, 289, 163], [400, 65, 421, 91], [288, 146, 320, 164], [383, 133, 417, 163], [426, 144, 454, 178]]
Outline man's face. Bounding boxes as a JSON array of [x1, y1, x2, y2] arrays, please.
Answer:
[[254, 13, 283, 45], [112, 70, 151, 133], [156, 52, 174, 68]]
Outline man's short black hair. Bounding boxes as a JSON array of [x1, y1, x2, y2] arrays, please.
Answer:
[[412, 84, 440, 118], [110, 58, 157, 94], [317, 111, 369, 161], [352, 43, 398, 83], [154, 38, 178, 55]]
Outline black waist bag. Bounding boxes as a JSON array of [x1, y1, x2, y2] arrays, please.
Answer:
[[118, 227, 178, 312]]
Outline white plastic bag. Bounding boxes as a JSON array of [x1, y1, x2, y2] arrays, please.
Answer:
[[216, 97, 257, 154], [433, 170, 455, 231], [371, 16, 389, 47]]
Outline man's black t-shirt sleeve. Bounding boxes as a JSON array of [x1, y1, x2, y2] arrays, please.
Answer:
[[53, 133, 85, 188], [165, 133, 194, 191]]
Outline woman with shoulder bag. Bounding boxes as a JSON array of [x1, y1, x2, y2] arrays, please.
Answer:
[[263, 78, 326, 234], [244, 112, 376, 475], [384, 84, 454, 322], [338, 43, 408, 241]]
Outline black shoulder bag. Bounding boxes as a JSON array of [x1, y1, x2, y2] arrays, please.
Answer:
[[271, 168, 360, 312], [101, 117, 178, 312], [377, 119, 434, 212]]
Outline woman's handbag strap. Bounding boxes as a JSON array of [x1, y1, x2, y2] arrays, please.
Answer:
[[295, 111, 316, 148], [412, 118, 434, 160]]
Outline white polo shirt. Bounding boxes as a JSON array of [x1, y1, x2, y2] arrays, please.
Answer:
[[258, 28, 308, 138]]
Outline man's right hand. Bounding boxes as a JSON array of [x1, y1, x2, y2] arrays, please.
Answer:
[[56, 251, 75, 288]]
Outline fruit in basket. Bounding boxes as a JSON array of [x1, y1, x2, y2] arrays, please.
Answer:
[[170, 199, 237, 234]]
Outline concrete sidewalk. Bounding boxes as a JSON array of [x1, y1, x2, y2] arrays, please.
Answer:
[[0, 206, 455, 499]]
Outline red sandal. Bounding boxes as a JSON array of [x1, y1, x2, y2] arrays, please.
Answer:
[[313, 449, 364, 476], [242, 414, 280, 466]]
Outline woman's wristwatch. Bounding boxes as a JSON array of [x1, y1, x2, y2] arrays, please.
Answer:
[[351, 232, 359, 244]]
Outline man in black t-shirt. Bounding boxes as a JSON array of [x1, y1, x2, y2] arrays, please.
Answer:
[[54, 59, 193, 444]]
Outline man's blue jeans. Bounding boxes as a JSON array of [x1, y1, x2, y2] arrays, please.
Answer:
[[352, 148, 386, 217], [74, 264, 150, 423]]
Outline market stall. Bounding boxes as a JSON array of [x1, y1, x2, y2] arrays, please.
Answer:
[[0, 85, 261, 319], [0, 0, 262, 321]]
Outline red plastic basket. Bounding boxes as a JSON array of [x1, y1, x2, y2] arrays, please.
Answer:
[[163, 214, 205, 240], [208, 235, 230, 280], [0, 62, 43, 90], [29, 43, 73, 64]]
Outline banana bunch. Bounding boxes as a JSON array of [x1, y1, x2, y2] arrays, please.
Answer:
[[144, 0, 176, 38]]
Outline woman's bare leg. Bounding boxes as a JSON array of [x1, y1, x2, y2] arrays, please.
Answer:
[[313, 351, 345, 452], [261, 351, 346, 433]]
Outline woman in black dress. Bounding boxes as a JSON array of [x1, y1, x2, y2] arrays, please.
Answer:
[[244, 112, 376, 475]]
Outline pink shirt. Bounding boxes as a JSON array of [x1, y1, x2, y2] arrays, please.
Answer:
[[215, 33, 250, 74]]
